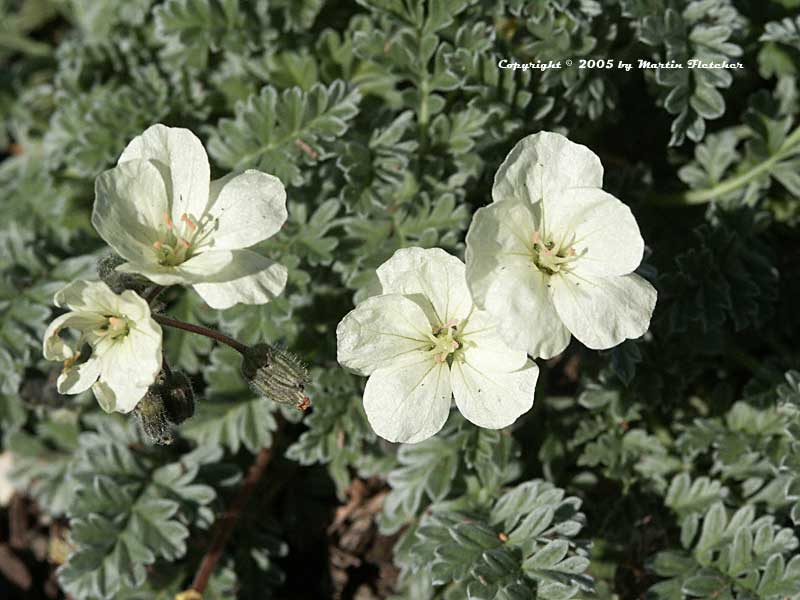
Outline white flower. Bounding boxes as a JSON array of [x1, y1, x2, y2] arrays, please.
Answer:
[[336, 247, 539, 444], [92, 123, 288, 310], [42, 280, 162, 413], [465, 131, 657, 358]]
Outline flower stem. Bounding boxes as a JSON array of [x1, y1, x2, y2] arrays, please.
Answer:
[[187, 444, 276, 595], [152, 314, 247, 354], [144, 285, 165, 304]]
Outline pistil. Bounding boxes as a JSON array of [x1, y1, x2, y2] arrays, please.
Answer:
[[531, 229, 581, 274], [430, 319, 462, 364]]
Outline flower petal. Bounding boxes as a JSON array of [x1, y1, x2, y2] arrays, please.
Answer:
[[460, 310, 529, 372], [492, 131, 603, 207], [43, 311, 106, 361], [93, 159, 168, 265], [376, 247, 472, 326], [451, 358, 538, 429], [57, 356, 102, 395], [551, 272, 657, 350], [118, 123, 210, 221], [54, 280, 118, 312], [191, 249, 287, 309], [363, 358, 452, 443], [204, 170, 287, 250], [337, 294, 433, 376], [92, 380, 149, 414], [96, 326, 162, 413], [116, 249, 235, 286], [543, 187, 644, 277], [466, 243, 570, 359]]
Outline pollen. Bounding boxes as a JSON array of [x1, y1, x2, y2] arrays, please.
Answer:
[[180, 213, 197, 231], [152, 241, 163, 250]]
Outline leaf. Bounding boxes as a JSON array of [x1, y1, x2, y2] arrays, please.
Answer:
[[58, 418, 216, 599], [208, 81, 361, 187]]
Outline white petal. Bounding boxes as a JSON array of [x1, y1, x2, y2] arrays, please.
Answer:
[[191, 249, 287, 309], [460, 310, 529, 372], [93, 159, 168, 265], [376, 247, 472, 326], [543, 187, 644, 277], [492, 132, 603, 206], [43, 311, 106, 361], [465, 196, 538, 309], [57, 357, 102, 395], [118, 124, 210, 221], [337, 294, 433, 376], [363, 358, 452, 443], [467, 247, 570, 359], [551, 272, 657, 350], [54, 280, 119, 313], [451, 358, 538, 429], [204, 170, 287, 250], [116, 249, 235, 286], [91, 380, 148, 414], [96, 328, 162, 413], [116, 289, 154, 322]]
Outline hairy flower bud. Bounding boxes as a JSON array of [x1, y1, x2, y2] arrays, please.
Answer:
[[241, 344, 310, 409], [97, 251, 149, 295], [134, 369, 195, 444]]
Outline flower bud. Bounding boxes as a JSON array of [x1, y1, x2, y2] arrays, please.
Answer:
[[241, 344, 310, 409], [97, 251, 149, 294], [134, 369, 195, 444], [135, 388, 173, 445]]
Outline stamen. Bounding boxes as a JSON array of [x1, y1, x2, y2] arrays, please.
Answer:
[[164, 213, 173, 229], [179, 238, 191, 249], [63, 350, 81, 371], [181, 213, 197, 231], [532, 230, 541, 244], [451, 340, 460, 350], [153, 241, 163, 250], [108, 317, 123, 328], [568, 247, 576, 257]]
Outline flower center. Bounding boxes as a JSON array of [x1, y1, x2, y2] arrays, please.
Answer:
[[101, 315, 130, 340], [152, 212, 214, 267], [531, 229, 581, 275], [429, 319, 463, 365]]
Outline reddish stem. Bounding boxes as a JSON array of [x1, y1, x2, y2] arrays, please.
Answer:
[[189, 446, 274, 593], [152, 314, 247, 354]]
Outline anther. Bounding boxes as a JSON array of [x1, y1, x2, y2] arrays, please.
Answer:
[[164, 213, 173, 229], [180, 213, 197, 231]]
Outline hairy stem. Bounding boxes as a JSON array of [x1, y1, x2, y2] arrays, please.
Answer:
[[152, 314, 247, 354], [188, 444, 275, 594]]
